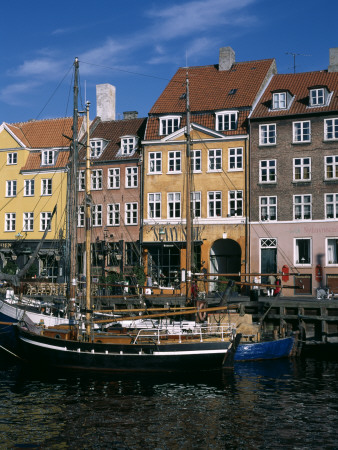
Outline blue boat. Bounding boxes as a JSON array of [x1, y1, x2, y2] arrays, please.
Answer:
[[234, 336, 297, 362]]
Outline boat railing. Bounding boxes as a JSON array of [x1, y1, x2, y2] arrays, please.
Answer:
[[133, 323, 237, 345]]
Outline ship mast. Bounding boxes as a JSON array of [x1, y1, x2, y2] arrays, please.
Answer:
[[185, 73, 193, 300], [85, 101, 92, 336]]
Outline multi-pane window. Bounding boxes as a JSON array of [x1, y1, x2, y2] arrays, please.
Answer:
[[107, 203, 120, 226], [325, 155, 338, 179], [229, 190, 243, 216], [121, 137, 136, 155], [23, 212, 34, 231], [327, 238, 338, 265], [293, 157, 311, 181], [208, 149, 222, 171], [5, 213, 16, 231], [191, 150, 201, 172], [191, 192, 201, 219], [148, 193, 161, 219], [160, 116, 180, 135], [90, 140, 103, 158], [125, 203, 138, 225], [126, 167, 138, 188], [272, 92, 286, 109], [229, 147, 243, 170], [259, 160, 276, 183], [216, 111, 238, 131], [91, 169, 103, 190], [293, 121, 311, 142], [310, 88, 324, 106], [77, 206, 85, 227], [7, 152, 17, 165], [259, 196, 277, 221], [168, 151, 181, 172], [108, 168, 120, 189], [168, 193, 181, 218], [42, 150, 55, 165], [295, 238, 311, 265], [208, 191, 222, 217], [78, 170, 85, 191], [259, 124, 276, 145], [325, 119, 338, 140], [325, 193, 338, 219], [294, 195, 312, 220], [40, 212, 51, 231], [6, 180, 17, 197], [41, 179, 52, 195], [92, 204, 102, 227], [24, 179, 34, 196], [149, 152, 162, 173]]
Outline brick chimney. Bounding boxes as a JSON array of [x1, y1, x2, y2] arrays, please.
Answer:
[[219, 46, 235, 71], [328, 48, 338, 72], [96, 84, 116, 121], [123, 111, 138, 120]]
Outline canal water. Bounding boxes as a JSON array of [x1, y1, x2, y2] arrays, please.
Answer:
[[0, 354, 337, 449]]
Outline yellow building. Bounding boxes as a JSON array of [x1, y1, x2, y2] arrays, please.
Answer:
[[142, 47, 276, 291], [0, 118, 84, 281]]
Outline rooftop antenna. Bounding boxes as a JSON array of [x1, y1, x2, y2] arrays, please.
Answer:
[[285, 52, 311, 74]]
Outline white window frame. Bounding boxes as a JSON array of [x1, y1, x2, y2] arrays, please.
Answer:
[[125, 202, 138, 225], [108, 168, 120, 189], [77, 206, 85, 228], [310, 88, 324, 106], [168, 151, 181, 173], [272, 92, 286, 110], [90, 140, 103, 158], [294, 238, 312, 266], [208, 149, 222, 172], [293, 121, 311, 143], [42, 150, 55, 166], [121, 136, 137, 155], [160, 116, 181, 135], [23, 212, 34, 232], [167, 192, 181, 219], [325, 193, 338, 220], [24, 179, 34, 197], [191, 191, 201, 219], [6, 180, 17, 197], [259, 160, 276, 183], [259, 196, 277, 221], [148, 193, 161, 219], [191, 150, 202, 172], [107, 203, 120, 226], [41, 179, 52, 196], [325, 155, 338, 180], [259, 124, 276, 145], [208, 191, 222, 218], [149, 152, 162, 174], [228, 147, 243, 171], [324, 118, 338, 141], [293, 195, 312, 220], [7, 152, 17, 165], [40, 212, 51, 231], [91, 169, 103, 190], [215, 111, 238, 131], [78, 170, 85, 191], [126, 167, 138, 188], [326, 237, 338, 266], [5, 213, 16, 232], [229, 190, 243, 217], [293, 157, 311, 181], [92, 204, 102, 227]]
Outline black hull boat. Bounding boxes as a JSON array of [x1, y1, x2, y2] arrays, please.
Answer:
[[16, 323, 240, 373]]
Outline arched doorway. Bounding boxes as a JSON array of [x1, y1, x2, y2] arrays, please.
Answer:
[[210, 239, 241, 291]]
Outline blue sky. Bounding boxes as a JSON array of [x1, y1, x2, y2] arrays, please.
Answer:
[[1, 0, 337, 124]]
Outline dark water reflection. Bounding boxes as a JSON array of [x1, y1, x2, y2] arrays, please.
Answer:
[[0, 355, 337, 449]]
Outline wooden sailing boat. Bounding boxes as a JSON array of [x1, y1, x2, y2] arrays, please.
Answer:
[[13, 58, 240, 373]]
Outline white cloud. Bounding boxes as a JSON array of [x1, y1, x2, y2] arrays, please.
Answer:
[[0, 81, 40, 106], [11, 58, 66, 78]]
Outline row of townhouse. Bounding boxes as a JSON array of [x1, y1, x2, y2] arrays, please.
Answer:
[[0, 46, 337, 296]]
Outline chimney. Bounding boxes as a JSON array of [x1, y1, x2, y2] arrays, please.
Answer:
[[328, 48, 338, 72], [96, 84, 116, 121], [123, 111, 138, 120], [219, 46, 235, 71]]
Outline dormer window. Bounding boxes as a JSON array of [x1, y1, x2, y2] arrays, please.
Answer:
[[42, 150, 55, 166], [309, 86, 330, 107], [215, 111, 238, 131], [160, 116, 181, 135], [273, 92, 286, 109], [121, 136, 137, 155], [90, 139, 104, 158]]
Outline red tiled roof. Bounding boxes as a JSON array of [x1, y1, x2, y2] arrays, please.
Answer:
[[21, 149, 70, 172], [251, 71, 338, 118]]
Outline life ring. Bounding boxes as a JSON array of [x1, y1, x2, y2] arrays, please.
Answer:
[[196, 300, 208, 323], [315, 264, 323, 283]]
